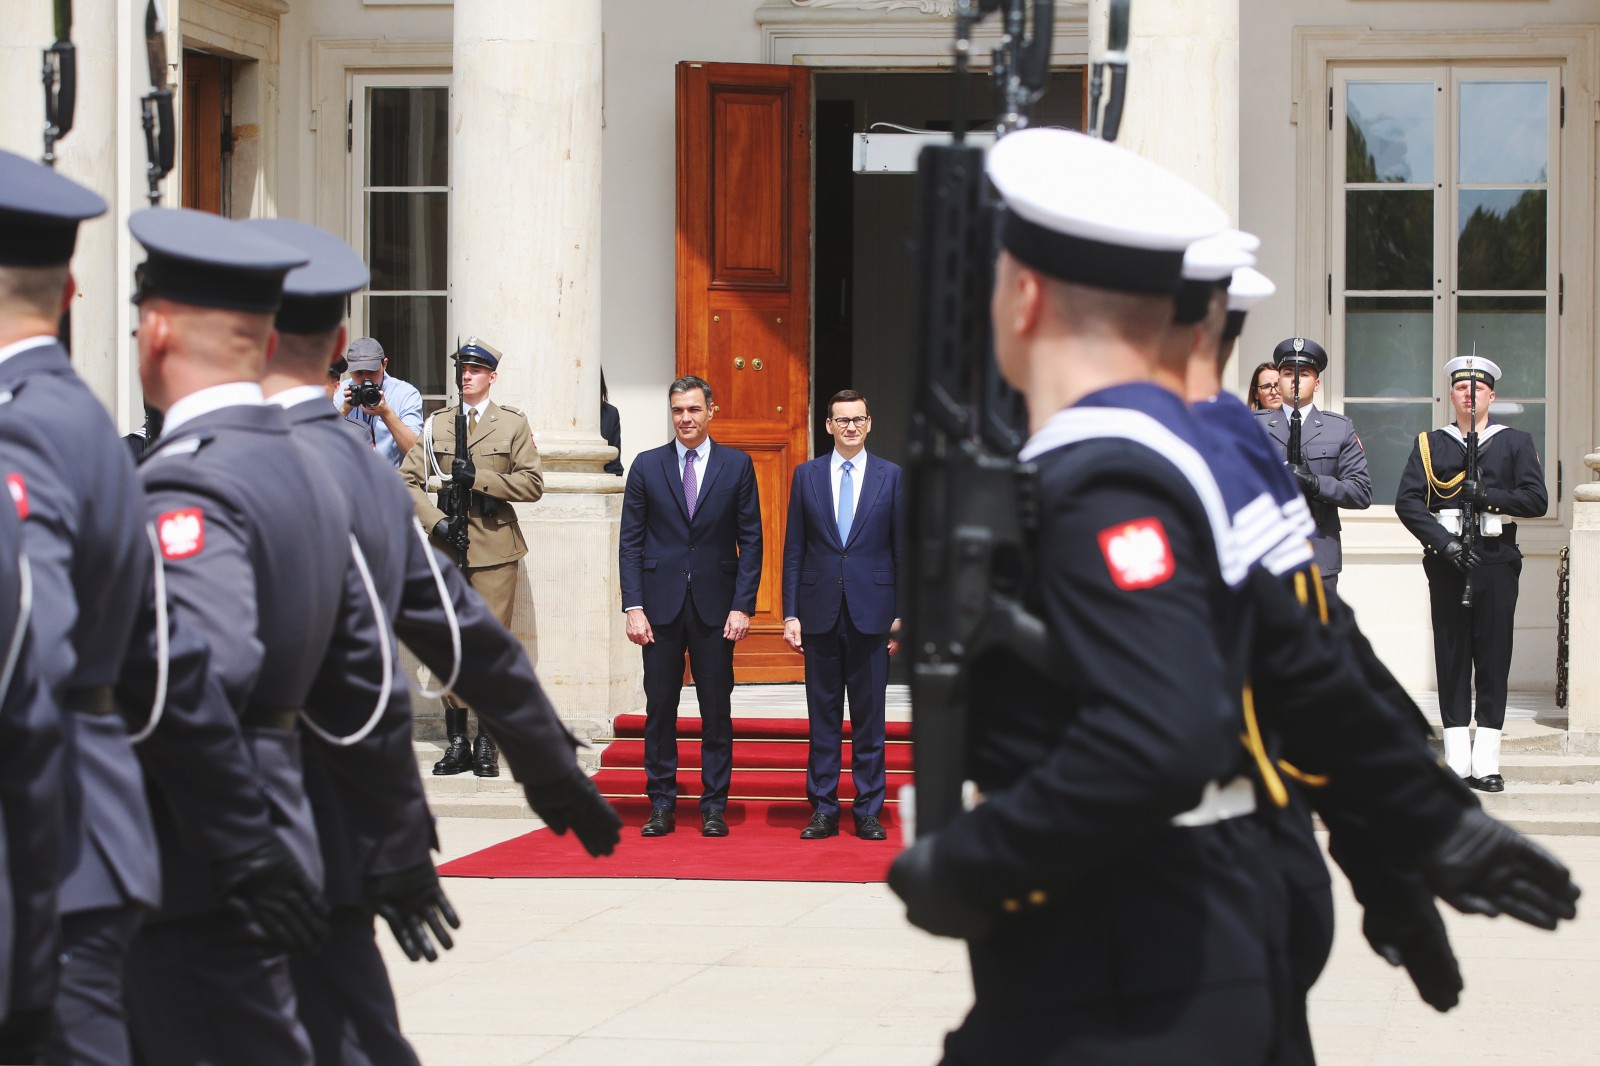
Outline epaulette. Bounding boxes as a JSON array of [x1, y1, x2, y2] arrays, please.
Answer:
[[1320, 409, 1352, 424], [497, 404, 523, 416], [141, 430, 213, 464]]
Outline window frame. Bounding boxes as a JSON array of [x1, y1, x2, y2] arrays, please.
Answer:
[[1292, 25, 1596, 540], [1329, 63, 1560, 508], [348, 71, 452, 407]]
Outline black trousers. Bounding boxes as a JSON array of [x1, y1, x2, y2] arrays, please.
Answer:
[[126, 912, 312, 1066], [641, 586, 734, 811], [1424, 556, 1520, 730], [802, 600, 888, 819], [291, 908, 419, 1066], [48, 905, 145, 1066]]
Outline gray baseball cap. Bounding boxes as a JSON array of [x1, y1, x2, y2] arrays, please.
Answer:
[[344, 336, 385, 371]]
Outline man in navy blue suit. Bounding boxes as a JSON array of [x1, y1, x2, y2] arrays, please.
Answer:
[[619, 376, 763, 837], [782, 390, 901, 841]]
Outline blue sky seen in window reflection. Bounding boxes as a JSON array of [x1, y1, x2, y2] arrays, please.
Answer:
[[1459, 81, 1548, 185], [1348, 82, 1434, 183]]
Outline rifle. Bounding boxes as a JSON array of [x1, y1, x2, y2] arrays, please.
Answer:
[[140, 0, 175, 206], [1287, 359, 1304, 469], [443, 339, 472, 569], [905, 0, 1131, 838], [41, 0, 76, 168], [1460, 370, 1480, 607]]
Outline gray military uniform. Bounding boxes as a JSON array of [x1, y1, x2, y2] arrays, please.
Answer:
[[283, 393, 586, 1065], [0, 339, 162, 1064], [1254, 405, 1372, 583], [125, 400, 353, 1066]]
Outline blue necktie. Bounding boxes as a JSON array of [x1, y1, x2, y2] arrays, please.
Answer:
[[837, 459, 854, 544]]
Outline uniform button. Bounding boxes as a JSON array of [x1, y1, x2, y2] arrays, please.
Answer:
[[838, 578, 844, 585], [1027, 889, 1048, 907], [842, 553, 848, 559], [1001, 899, 1021, 914], [690, 544, 696, 550]]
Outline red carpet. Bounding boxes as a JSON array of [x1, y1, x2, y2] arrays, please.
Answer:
[[438, 713, 910, 883]]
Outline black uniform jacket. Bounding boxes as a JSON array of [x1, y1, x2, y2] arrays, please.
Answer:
[[1395, 424, 1547, 566]]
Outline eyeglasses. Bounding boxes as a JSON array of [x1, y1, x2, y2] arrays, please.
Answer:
[[1256, 383, 1281, 393], [830, 416, 870, 428]]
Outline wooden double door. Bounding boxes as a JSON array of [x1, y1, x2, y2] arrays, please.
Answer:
[[676, 62, 810, 682]]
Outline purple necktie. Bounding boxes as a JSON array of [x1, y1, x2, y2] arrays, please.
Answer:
[[683, 450, 698, 519]]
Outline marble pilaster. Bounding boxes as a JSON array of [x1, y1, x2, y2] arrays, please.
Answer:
[[449, 0, 637, 728]]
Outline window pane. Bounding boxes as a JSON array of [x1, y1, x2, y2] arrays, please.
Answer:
[[1343, 402, 1434, 506], [1488, 401, 1545, 471], [1345, 297, 1433, 398], [1458, 296, 1545, 398], [1346, 82, 1434, 183], [368, 191, 448, 291], [367, 294, 448, 396], [1460, 81, 1548, 184], [1458, 189, 1546, 291], [368, 87, 448, 187], [1347, 190, 1432, 290]]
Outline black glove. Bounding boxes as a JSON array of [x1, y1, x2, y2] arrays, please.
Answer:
[[0, 1006, 51, 1064], [1363, 895, 1462, 1011], [452, 452, 477, 488], [367, 861, 460, 963], [431, 515, 470, 554], [1441, 538, 1479, 575], [1461, 479, 1489, 507], [1420, 808, 1581, 930], [887, 834, 993, 941], [213, 838, 331, 955], [1291, 464, 1319, 498], [524, 765, 623, 857]]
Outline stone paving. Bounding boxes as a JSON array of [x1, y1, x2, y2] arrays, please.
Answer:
[[385, 818, 1600, 1065]]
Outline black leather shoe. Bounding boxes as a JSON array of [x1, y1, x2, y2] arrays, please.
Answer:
[[854, 814, 887, 841], [701, 809, 729, 837], [800, 812, 839, 840], [641, 808, 675, 837], [432, 735, 471, 776], [472, 733, 500, 778], [1469, 774, 1505, 793]]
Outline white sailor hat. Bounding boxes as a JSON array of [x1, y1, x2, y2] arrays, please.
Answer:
[[1227, 266, 1275, 314], [986, 129, 1229, 294], [1445, 355, 1501, 389], [1175, 229, 1257, 324], [1222, 267, 1275, 342]]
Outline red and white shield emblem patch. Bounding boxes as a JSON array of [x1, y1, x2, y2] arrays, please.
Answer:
[[1097, 518, 1175, 591], [5, 474, 27, 520], [157, 508, 205, 560]]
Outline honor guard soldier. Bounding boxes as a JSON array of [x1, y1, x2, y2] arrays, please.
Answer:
[[1186, 249, 1578, 1042], [400, 339, 544, 777], [1397, 356, 1548, 792], [252, 218, 619, 1066], [1255, 337, 1372, 593], [888, 129, 1286, 1064], [0, 471, 62, 1065], [121, 208, 350, 1066]]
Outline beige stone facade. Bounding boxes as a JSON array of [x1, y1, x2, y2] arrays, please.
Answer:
[[1, 0, 1595, 720]]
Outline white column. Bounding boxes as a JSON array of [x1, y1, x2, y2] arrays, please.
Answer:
[[1564, 453, 1600, 753], [450, 0, 637, 730], [1095, 0, 1239, 220], [0, 1, 134, 427]]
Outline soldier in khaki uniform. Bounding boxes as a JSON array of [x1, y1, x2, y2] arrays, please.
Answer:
[[400, 339, 543, 776]]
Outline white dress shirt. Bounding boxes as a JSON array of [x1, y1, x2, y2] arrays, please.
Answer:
[[162, 381, 265, 435]]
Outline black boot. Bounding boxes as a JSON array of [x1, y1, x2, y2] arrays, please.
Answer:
[[433, 708, 472, 776], [473, 730, 500, 778]]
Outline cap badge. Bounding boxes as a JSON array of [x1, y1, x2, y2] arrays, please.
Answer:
[[1293, 338, 1305, 353]]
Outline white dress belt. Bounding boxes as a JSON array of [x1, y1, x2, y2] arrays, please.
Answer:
[[1170, 777, 1257, 828]]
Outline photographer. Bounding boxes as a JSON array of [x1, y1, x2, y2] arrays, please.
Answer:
[[335, 336, 422, 467], [400, 340, 544, 776]]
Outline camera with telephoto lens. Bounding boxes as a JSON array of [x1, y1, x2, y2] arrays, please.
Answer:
[[348, 379, 383, 408]]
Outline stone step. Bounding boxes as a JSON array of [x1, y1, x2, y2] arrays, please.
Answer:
[[1494, 755, 1600, 785], [1492, 814, 1600, 837], [424, 793, 539, 820], [1475, 784, 1600, 817]]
